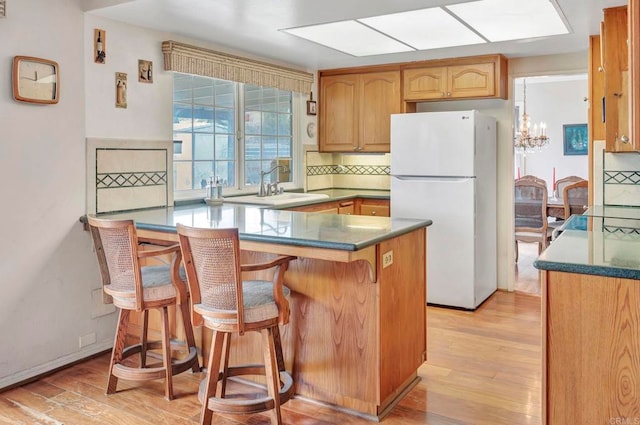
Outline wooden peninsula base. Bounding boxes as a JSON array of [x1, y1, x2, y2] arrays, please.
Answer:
[[136, 226, 427, 421]]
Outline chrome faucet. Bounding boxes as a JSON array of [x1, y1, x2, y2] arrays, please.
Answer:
[[258, 165, 288, 197]]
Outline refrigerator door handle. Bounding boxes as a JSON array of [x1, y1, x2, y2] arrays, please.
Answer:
[[392, 176, 475, 182]]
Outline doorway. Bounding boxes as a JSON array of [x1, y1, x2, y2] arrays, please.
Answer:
[[512, 74, 589, 295]]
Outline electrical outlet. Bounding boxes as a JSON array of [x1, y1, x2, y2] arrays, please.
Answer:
[[382, 250, 393, 268], [79, 333, 97, 348]]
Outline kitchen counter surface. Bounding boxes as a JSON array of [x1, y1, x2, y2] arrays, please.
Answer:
[[534, 212, 640, 279], [94, 201, 429, 252]]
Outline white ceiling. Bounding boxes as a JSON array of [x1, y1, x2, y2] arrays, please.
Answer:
[[83, 0, 627, 71]]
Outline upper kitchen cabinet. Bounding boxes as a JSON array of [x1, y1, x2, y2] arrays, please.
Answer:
[[602, 5, 636, 151], [319, 69, 401, 153], [402, 55, 508, 102]]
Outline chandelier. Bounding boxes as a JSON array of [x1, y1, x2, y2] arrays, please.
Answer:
[[514, 79, 549, 154]]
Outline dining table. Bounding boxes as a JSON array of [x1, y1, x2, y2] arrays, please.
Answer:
[[547, 196, 565, 220]]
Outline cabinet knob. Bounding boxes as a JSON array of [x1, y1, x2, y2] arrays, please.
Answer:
[[447, 92, 452, 97], [371, 211, 377, 215], [620, 135, 630, 144]]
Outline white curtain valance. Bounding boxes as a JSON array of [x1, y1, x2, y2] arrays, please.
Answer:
[[162, 40, 314, 94]]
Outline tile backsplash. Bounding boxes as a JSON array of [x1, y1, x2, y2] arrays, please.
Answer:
[[602, 150, 640, 207], [86, 138, 173, 214], [305, 148, 390, 191]]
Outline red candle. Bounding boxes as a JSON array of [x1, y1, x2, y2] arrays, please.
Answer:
[[552, 167, 556, 191], [517, 167, 521, 179]]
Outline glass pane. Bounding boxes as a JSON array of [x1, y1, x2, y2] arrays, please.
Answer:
[[278, 114, 291, 136], [262, 137, 277, 159], [278, 91, 292, 113], [173, 161, 193, 191], [193, 105, 214, 132], [215, 107, 235, 133], [173, 103, 192, 132], [215, 80, 235, 108], [193, 161, 214, 190], [277, 137, 292, 157], [194, 134, 214, 160], [173, 74, 192, 102], [262, 112, 277, 135], [215, 161, 235, 187], [215, 134, 235, 160], [245, 111, 262, 135], [173, 132, 193, 161], [245, 136, 261, 160], [245, 85, 261, 111], [193, 77, 214, 105], [245, 160, 262, 186], [262, 88, 278, 112]]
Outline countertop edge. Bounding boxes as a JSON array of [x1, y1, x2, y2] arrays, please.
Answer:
[[533, 259, 640, 280]]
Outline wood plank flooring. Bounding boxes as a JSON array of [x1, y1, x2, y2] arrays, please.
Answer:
[[514, 241, 542, 296], [0, 291, 541, 424]]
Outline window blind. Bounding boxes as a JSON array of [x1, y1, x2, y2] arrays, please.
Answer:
[[162, 40, 313, 94]]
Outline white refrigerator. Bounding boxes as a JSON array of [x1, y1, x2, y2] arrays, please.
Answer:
[[390, 110, 497, 310]]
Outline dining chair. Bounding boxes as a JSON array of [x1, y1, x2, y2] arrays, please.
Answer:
[[514, 178, 553, 262], [87, 216, 199, 400], [518, 174, 547, 187], [176, 224, 296, 425], [562, 180, 589, 218], [554, 175, 584, 199]]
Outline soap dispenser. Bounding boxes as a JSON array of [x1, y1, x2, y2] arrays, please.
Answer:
[[205, 176, 223, 205]]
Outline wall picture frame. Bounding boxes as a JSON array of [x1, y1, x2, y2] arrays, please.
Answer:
[[563, 123, 588, 155], [138, 59, 153, 83], [306, 100, 317, 116], [94, 29, 106, 64], [116, 72, 127, 108]]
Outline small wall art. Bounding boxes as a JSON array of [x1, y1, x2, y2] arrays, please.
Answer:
[[116, 72, 127, 108], [138, 60, 153, 83], [0, 0, 6, 18], [563, 123, 588, 155], [94, 29, 106, 64], [306, 92, 316, 116]]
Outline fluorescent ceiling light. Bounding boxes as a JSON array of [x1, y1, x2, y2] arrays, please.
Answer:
[[282, 20, 414, 57], [446, 0, 569, 42], [359, 7, 486, 50]]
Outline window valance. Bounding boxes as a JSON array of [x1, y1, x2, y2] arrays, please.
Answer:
[[162, 40, 314, 94]]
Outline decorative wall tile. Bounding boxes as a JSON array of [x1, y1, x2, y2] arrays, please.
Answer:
[[86, 138, 174, 214], [602, 152, 640, 207]]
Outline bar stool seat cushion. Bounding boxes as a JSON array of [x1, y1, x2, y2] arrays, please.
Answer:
[[195, 280, 291, 325], [105, 265, 187, 308]]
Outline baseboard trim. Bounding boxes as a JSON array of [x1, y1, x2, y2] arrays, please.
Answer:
[[0, 342, 112, 392]]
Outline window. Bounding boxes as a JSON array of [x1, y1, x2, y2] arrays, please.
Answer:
[[173, 74, 295, 198]]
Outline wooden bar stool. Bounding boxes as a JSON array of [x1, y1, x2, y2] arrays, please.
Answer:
[[176, 224, 295, 425], [87, 216, 199, 400]]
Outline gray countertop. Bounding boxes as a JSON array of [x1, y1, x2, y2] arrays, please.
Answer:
[[534, 210, 640, 279], [95, 201, 430, 252]]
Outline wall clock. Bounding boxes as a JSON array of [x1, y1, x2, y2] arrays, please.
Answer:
[[12, 56, 60, 104]]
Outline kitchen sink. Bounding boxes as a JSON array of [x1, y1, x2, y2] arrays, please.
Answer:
[[225, 192, 330, 206]]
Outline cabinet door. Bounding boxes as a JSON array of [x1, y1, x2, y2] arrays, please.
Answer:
[[631, 0, 640, 150], [338, 201, 355, 215], [603, 6, 632, 152], [588, 35, 605, 142], [359, 71, 400, 152], [320, 74, 359, 152], [447, 63, 495, 98], [403, 67, 447, 100]]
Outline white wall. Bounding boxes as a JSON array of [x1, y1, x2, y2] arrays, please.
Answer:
[[0, 0, 117, 388], [514, 77, 589, 192]]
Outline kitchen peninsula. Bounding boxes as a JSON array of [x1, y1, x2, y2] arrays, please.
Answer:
[[92, 202, 431, 420], [534, 209, 640, 425]]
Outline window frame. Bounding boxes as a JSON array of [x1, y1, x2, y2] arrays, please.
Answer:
[[172, 73, 301, 201]]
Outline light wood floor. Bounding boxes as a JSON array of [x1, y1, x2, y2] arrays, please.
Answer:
[[0, 291, 541, 424], [514, 241, 542, 296]]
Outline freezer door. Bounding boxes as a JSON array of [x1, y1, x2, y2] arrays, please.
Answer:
[[391, 176, 476, 308], [390, 111, 476, 177]]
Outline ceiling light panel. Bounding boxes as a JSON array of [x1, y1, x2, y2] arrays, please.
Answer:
[[359, 7, 486, 50], [446, 0, 569, 42], [282, 20, 414, 57]]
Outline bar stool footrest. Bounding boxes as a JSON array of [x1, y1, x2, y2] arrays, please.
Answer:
[[113, 344, 199, 381], [198, 367, 294, 415]]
